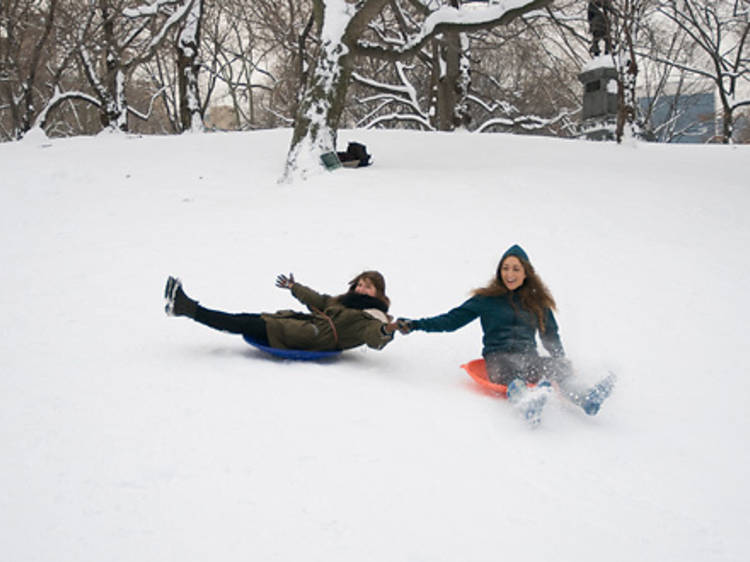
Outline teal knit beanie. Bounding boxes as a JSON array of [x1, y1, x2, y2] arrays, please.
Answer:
[[501, 244, 530, 263]]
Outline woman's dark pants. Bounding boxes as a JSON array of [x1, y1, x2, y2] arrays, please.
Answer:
[[485, 352, 572, 385], [193, 306, 270, 346]]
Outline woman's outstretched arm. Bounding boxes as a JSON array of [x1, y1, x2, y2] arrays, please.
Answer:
[[402, 297, 482, 333]]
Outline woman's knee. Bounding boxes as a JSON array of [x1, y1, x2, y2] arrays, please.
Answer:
[[485, 353, 520, 385]]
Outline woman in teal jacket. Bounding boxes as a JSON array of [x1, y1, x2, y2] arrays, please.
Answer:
[[399, 245, 614, 417]]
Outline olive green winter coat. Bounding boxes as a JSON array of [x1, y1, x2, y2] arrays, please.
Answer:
[[261, 283, 393, 351]]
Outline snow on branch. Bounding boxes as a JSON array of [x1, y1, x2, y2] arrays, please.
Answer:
[[475, 107, 579, 133], [128, 87, 169, 121], [135, 0, 196, 62], [351, 59, 428, 128], [352, 68, 417, 98], [364, 111, 434, 130], [33, 87, 102, 129], [467, 94, 519, 116], [123, 0, 185, 18], [354, 0, 552, 59], [78, 44, 110, 103]]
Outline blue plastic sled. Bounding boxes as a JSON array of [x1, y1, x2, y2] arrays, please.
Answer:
[[242, 335, 342, 361]]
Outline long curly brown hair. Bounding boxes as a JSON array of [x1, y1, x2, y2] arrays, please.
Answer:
[[473, 256, 556, 333]]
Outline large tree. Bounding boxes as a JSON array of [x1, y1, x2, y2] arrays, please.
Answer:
[[282, 0, 553, 181]]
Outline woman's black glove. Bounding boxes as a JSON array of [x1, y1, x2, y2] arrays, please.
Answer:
[[275, 273, 295, 289]]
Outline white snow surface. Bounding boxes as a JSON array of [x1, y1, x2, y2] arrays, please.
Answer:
[[1, 129, 749, 561]]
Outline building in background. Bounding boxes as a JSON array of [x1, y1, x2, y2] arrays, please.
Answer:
[[639, 90, 716, 144]]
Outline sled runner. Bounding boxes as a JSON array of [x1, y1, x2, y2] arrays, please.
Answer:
[[243, 335, 342, 361]]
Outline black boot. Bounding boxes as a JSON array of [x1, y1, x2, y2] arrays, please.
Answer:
[[164, 276, 198, 318]]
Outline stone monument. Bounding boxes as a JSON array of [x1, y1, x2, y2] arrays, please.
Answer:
[[578, 0, 617, 140]]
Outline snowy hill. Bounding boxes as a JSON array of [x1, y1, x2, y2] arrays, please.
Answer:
[[1, 129, 749, 562]]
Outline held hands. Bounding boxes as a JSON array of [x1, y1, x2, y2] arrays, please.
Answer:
[[382, 319, 414, 336], [396, 318, 414, 334], [383, 322, 399, 335], [380, 319, 413, 336], [275, 273, 295, 289]]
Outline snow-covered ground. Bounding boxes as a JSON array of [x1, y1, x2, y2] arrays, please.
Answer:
[[1, 128, 748, 561]]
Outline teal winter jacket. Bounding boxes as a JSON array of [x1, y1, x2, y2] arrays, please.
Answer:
[[411, 293, 564, 357]]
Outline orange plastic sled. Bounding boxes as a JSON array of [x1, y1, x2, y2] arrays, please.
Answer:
[[460, 358, 511, 397]]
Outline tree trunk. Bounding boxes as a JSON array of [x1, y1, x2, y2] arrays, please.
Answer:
[[177, 0, 204, 133], [437, 32, 460, 131], [429, 41, 440, 130], [615, 3, 640, 143], [101, 67, 128, 131], [282, 40, 353, 181], [100, 2, 127, 132], [615, 57, 638, 142], [455, 33, 472, 130], [719, 99, 733, 144]]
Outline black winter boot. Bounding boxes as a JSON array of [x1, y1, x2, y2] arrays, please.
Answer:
[[164, 276, 198, 318]]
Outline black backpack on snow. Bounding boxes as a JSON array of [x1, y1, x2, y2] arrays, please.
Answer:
[[337, 142, 371, 167]]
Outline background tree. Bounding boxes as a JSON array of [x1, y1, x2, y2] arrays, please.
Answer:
[[654, 0, 750, 143], [283, 0, 554, 181], [190, 0, 312, 131], [33, 0, 197, 134], [610, 0, 650, 142], [469, 3, 586, 136], [636, 9, 713, 142], [4, 0, 747, 148], [345, 1, 586, 137], [0, 0, 58, 139]]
